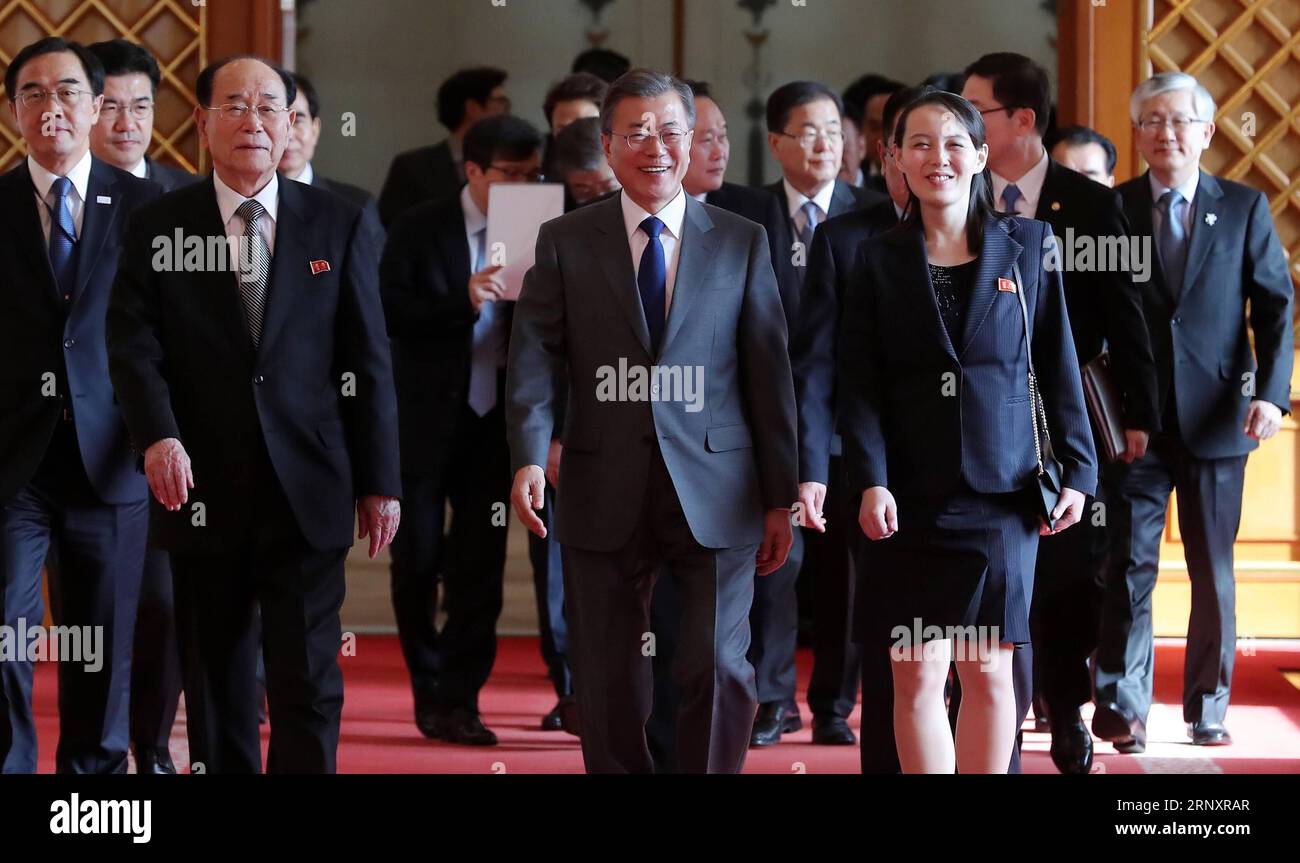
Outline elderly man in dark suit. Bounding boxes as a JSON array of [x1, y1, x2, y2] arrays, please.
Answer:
[[1094, 71, 1293, 753], [1, 36, 161, 774], [507, 69, 797, 774], [107, 55, 401, 774]]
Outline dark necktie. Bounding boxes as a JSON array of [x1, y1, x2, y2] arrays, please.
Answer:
[[47, 176, 78, 300], [638, 216, 667, 352], [236, 199, 271, 347], [1001, 183, 1023, 216], [797, 200, 820, 284], [1158, 189, 1188, 300]]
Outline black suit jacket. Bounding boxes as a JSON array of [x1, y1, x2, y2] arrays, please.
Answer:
[[794, 198, 900, 483], [311, 173, 382, 226], [377, 140, 461, 228], [144, 157, 199, 194], [764, 179, 884, 330], [107, 174, 401, 551], [379, 192, 511, 475], [1118, 170, 1294, 458], [1034, 160, 1159, 432], [0, 157, 161, 504], [839, 215, 1097, 500]]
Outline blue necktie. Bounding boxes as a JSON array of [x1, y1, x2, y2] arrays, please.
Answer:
[[469, 227, 500, 417], [1001, 183, 1023, 216], [797, 201, 820, 283], [638, 216, 667, 353], [1158, 189, 1187, 300], [47, 176, 78, 300]]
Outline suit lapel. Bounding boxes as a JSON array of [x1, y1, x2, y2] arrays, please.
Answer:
[[71, 158, 119, 305], [884, 222, 957, 362], [958, 218, 1022, 358], [0, 162, 60, 307], [1124, 174, 1171, 307], [188, 179, 255, 362], [1034, 161, 1063, 222], [660, 196, 716, 356], [827, 180, 857, 218], [1178, 170, 1223, 307], [257, 175, 312, 359], [591, 194, 652, 355], [435, 198, 471, 298]]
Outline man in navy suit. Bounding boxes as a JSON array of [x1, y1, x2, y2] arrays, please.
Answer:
[[107, 55, 401, 773], [748, 80, 883, 747], [86, 36, 198, 776], [1094, 72, 1294, 752], [796, 84, 920, 761], [0, 37, 161, 773]]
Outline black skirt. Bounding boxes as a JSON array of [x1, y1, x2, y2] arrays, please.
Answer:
[[854, 482, 1041, 647]]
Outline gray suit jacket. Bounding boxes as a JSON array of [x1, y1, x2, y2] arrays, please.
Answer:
[[506, 192, 798, 552]]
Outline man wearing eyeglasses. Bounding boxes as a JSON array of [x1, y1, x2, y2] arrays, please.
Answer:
[[749, 80, 880, 749], [0, 37, 162, 773], [380, 115, 543, 747], [82, 37, 200, 777], [86, 39, 196, 195], [1094, 71, 1293, 755], [507, 69, 796, 773], [106, 55, 401, 773]]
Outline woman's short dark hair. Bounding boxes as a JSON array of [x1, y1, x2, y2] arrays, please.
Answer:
[[766, 80, 843, 133], [5, 37, 105, 99], [463, 115, 543, 171], [196, 55, 295, 109], [600, 69, 695, 134], [543, 73, 609, 127], [962, 52, 1051, 138], [86, 39, 160, 95], [892, 90, 1001, 253]]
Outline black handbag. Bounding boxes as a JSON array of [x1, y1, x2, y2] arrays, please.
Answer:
[[1012, 262, 1064, 529]]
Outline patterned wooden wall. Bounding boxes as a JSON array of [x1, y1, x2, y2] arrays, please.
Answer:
[[1145, 0, 1300, 287], [0, 0, 205, 172]]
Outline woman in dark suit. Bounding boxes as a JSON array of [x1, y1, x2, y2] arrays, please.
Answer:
[[838, 90, 1097, 773]]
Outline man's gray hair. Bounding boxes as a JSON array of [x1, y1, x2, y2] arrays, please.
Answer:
[[1130, 71, 1217, 123], [600, 68, 696, 133]]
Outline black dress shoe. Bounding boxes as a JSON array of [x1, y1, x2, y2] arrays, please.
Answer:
[[1114, 732, 1146, 754], [436, 708, 498, 746], [1031, 694, 1051, 733], [1188, 721, 1231, 746], [132, 747, 176, 775], [540, 703, 565, 731], [1048, 709, 1093, 774], [416, 706, 444, 740], [557, 695, 581, 737], [1092, 701, 1142, 741], [750, 702, 802, 747], [811, 715, 856, 745]]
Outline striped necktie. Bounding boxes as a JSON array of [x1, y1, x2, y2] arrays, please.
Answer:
[[236, 199, 271, 347]]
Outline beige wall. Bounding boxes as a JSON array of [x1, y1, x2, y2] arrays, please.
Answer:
[[297, 0, 1056, 194]]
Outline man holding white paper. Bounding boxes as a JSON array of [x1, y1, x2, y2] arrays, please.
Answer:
[[379, 115, 543, 746]]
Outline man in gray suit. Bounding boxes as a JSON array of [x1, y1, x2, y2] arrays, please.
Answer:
[[506, 69, 798, 774]]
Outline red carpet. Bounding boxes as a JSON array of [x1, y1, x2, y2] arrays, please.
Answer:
[[25, 637, 1300, 773]]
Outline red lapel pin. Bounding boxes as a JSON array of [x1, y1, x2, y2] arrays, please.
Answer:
[[310, 259, 331, 275], [997, 277, 1017, 293]]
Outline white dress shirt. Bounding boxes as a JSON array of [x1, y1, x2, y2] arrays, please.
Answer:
[[28, 149, 92, 243], [782, 177, 835, 237], [991, 148, 1050, 217], [290, 161, 315, 186], [214, 171, 279, 284], [621, 186, 688, 315], [1149, 170, 1199, 238], [128, 158, 148, 179]]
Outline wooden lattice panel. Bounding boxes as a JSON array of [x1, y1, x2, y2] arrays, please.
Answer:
[[0, 0, 204, 172], [1146, 0, 1300, 287]]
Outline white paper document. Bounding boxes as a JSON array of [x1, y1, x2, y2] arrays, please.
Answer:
[[486, 183, 566, 300]]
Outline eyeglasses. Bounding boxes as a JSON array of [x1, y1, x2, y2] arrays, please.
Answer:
[[99, 99, 154, 122], [1136, 116, 1206, 133], [201, 103, 292, 123], [777, 128, 843, 149], [607, 129, 693, 152], [487, 164, 543, 182], [12, 87, 94, 110], [975, 105, 1029, 118]]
